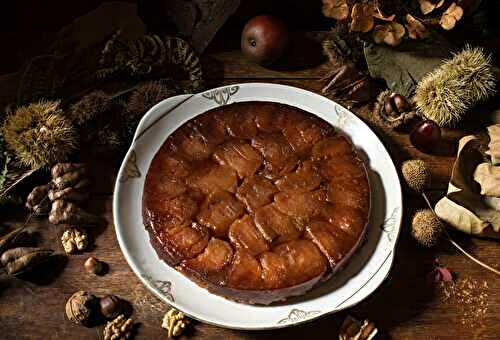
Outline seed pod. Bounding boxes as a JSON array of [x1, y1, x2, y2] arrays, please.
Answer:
[[0, 247, 54, 276], [0, 228, 28, 254]]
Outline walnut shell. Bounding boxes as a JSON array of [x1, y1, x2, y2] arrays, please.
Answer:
[[65, 290, 96, 325]]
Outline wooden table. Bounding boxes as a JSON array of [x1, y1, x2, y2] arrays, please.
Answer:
[[1, 28, 499, 339]]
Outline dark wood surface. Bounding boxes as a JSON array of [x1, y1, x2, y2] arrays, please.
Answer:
[[0, 26, 499, 340]]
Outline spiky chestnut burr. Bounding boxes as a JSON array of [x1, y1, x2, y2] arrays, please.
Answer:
[[415, 46, 496, 127], [2, 100, 77, 169]]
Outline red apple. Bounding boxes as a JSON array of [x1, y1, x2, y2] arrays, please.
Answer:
[[241, 15, 290, 66]]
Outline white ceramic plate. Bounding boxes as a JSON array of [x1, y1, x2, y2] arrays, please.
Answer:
[[113, 83, 403, 330]]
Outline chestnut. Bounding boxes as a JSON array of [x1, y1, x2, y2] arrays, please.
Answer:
[[99, 295, 123, 319], [385, 93, 409, 116]]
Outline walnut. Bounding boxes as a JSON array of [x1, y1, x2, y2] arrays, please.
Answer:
[[65, 290, 97, 325], [103, 314, 134, 340], [61, 228, 88, 254], [162, 309, 190, 338], [26, 184, 51, 215], [339, 315, 378, 340], [49, 200, 100, 225], [50, 163, 91, 202]]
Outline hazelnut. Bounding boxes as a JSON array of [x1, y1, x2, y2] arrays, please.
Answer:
[[84, 257, 103, 275], [384, 93, 409, 116], [100, 295, 123, 319]]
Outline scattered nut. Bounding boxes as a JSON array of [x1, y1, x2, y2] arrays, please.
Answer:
[[100, 295, 123, 319], [339, 315, 378, 340], [26, 184, 51, 215], [103, 314, 134, 340], [84, 257, 104, 275], [61, 228, 88, 254], [65, 290, 97, 325], [162, 309, 190, 338]]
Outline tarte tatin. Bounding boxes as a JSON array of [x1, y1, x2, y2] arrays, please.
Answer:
[[143, 101, 370, 305]]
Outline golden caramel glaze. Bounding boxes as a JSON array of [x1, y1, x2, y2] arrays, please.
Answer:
[[143, 101, 370, 304]]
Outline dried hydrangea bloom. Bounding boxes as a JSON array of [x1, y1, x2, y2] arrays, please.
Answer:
[[373, 22, 406, 46], [373, 5, 395, 22], [350, 3, 374, 33], [322, 0, 349, 20], [406, 14, 429, 40], [440, 2, 464, 30], [418, 0, 445, 15]]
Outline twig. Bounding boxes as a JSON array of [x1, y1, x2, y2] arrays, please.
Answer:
[[0, 169, 37, 199], [422, 192, 500, 276]]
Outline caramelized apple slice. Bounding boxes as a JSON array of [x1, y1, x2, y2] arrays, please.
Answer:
[[236, 175, 278, 212], [160, 223, 210, 260], [253, 203, 302, 243], [213, 140, 263, 179], [228, 215, 269, 256], [283, 116, 332, 155], [327, 176, 370, 209], [319, 156, 366, 180], [311, 135, 354, 160], [275, 160, 322, 193], [196, 190, 245, 238], [321, 203, 367, 238], [227, 250, 263, 289], [251, 133, 298, 179], [182, 238, 234, 285], [274, 190, 326, 221], [187, 162, 238, 194], [305, 221, 354, 268]]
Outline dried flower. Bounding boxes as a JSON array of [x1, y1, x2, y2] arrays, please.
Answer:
[[162, 309, 190, 338], [440, 2, 464, 30], [61, 228, 88, 254], [428, 259, 453, 282], [415, 46, 496, 126], [322, 0, 349, 20], [412, 209, 444, 247], [103, 314, 134, 340], [406, 14, 429, 40], [373, 5, 395, 22], [350, 3, 374, 33], [418, 0, 445, 15], [68, 91, 113, 126], [2, 100, 78, 169], [401, 159, 431, 193], [339, 315, 378, 340], [126, 81, 176, 120], [65, 290, 97, 325], [373, 22, 405, 46], [0, 247, 54, 276]]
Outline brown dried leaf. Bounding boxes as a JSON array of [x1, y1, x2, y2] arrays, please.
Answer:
[[474, 163, 500, 197], [350, 3, 374, 33], [406, 14, 429, 40], [486, 125, 500, 165], [418, 0, 445, 15], [373, 22, 406, 46], [440, 2, 464, 30], [322, 0, 349, 20], [373, 4, 395, 22]]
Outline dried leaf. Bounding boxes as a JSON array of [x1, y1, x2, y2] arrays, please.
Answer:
[[474, 163, 500, 196], [406, 14, 429, 40], [350, 3, 375, 33], [435, 135, 500, 238], [440, 2, 464, 30], [373, 5, 395, 22], [373, 22, 406, 46], [322, 0, 349, 20], [418, 0, 445, 15], [485, 124, 500, 165]]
